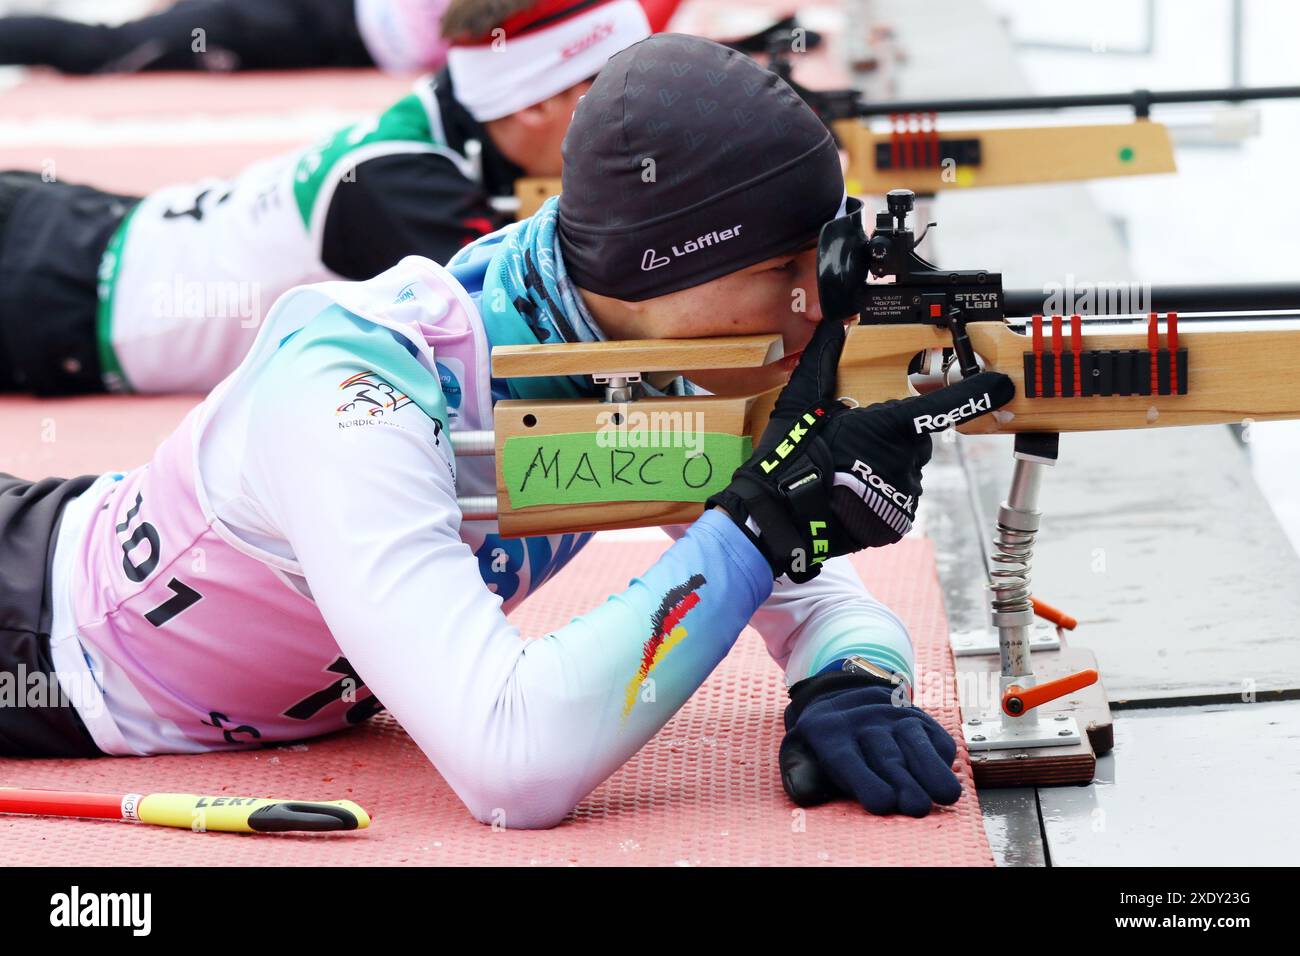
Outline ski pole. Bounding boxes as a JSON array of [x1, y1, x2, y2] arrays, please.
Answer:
[[0, 787, 370, 834]]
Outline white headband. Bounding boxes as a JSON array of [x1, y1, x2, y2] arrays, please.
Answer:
[[447, 0, 651, 122]]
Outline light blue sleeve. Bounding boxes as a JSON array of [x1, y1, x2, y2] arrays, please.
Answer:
[[742, 554, 916, 686], [660, 523, 915, 687], [247, 304, 776, 828]]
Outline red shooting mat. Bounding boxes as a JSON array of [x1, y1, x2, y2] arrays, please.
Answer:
[[0, 397, 991, 866]]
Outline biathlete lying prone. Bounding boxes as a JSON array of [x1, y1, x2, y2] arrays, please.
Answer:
[[0, 33, 1013, 827], [0, 0, 448, 75], [0, 0, 651, 396]]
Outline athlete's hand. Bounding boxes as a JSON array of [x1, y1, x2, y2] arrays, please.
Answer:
[[779, 674, 961, 817], [708, 317, 1014, 581]]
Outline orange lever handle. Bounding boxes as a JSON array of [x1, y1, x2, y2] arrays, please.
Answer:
[[1002, 668, 1098, 717], [1032, 597, 1077, 630]]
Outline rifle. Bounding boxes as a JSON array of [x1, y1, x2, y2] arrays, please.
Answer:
[[465, 189, 1300, 538], [502, 23, 1300, 216], [457, 189, 1300, 784], [762, 24, 1300, 194]]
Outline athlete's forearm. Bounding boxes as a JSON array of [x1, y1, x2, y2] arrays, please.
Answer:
[[246, 307, 772, 827], [760, 556, 915, 685], [661, 524, 914, 685], [286, 476, 770, 828], [457, 510, 771, 827]]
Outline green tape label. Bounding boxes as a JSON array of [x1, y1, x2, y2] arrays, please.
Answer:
[[503, 431, 752, 509]]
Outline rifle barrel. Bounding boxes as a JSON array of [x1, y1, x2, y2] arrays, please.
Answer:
[[1003, 283, 1300, 318], [858, 85, 1300, 117]]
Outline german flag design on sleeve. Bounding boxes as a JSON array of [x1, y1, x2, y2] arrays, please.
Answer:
[[622, 573, 706, 719]]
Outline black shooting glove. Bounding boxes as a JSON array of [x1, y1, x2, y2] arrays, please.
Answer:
[[708, 317, 1015, 581]]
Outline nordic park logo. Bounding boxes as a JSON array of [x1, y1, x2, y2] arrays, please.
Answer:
[[641, 224, 744, 272], [1039, 275, 1152, 316], [149, 274, 262, 328]]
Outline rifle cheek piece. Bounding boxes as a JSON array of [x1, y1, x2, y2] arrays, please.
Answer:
[[816, 196, 871, 322]]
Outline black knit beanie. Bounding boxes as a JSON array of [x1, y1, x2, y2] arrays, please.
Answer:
[[558, 33, 845, 301]]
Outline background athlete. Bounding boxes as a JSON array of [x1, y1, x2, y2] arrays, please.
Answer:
[[0, 0, 451, 75], [0, 34, 1014, 826], [0, 0, 651, 395]]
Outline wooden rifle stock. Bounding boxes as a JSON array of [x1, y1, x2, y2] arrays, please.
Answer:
[[484, 312, 1300, 537]]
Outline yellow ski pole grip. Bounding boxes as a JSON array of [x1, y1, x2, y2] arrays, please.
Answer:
[[137, 794, 371, 833]]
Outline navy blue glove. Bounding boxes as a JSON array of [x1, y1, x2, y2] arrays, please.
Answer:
[[779, 672, 962, 817]]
